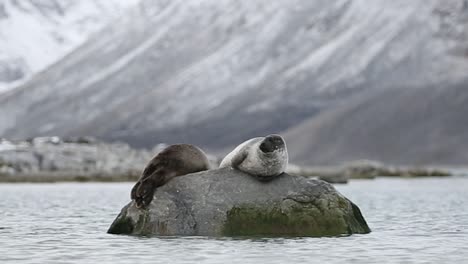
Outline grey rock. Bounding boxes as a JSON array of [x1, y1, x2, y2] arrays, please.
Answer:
[[318, 173, 349, 184], [0, 58, 28, 83], [287, 164, 348, 184], [0, 137, 152, 181], [340, 160, 384, 179], [0, 137, 220, 182], [0, 3, 8, 19], [288, 160, 453, 182], [108, 168, 370, 237]]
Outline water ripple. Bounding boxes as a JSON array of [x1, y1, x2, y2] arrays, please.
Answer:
[[0, 179, 467, 263]]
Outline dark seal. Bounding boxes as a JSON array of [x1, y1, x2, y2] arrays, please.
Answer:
[[131, 144, 210, 208]]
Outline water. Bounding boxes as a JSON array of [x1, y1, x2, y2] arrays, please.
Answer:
[[0, 177, 467, 264]]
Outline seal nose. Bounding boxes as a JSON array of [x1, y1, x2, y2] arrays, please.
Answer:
[[260, 134, 285, 153], [267, 134, 284, 143]]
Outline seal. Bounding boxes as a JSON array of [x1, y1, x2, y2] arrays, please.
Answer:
[[219, 134, 288, 181], [131, 144, 210, 208]]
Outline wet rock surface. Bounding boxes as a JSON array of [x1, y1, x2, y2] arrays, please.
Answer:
[[108, 168, 371, 237]]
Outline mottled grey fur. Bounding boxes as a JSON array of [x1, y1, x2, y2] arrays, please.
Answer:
[[220, 134, 288, 181]]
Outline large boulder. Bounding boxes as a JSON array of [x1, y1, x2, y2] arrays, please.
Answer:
[[108, 168, 371, 237]]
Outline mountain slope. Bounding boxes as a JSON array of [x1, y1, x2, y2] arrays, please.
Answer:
[[0, 0, 467, 165], [285, 80, 468, 166], [0, 0, 139, 92]]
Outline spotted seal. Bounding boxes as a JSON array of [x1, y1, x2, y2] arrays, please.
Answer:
[[220, 134, 288, 181]]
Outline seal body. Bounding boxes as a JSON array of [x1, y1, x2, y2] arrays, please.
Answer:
[[131, 144, 210, 208], [220, 134, 288, 181]]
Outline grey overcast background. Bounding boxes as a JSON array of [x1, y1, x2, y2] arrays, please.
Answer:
[[1, 0, 467, 166]]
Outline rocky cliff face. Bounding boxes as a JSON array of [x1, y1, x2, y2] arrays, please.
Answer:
[[1, 0, 467, 165], [0, 0, 139, 92]]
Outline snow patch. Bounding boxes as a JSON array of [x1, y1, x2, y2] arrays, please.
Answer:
[[0, 0, 140, 93]]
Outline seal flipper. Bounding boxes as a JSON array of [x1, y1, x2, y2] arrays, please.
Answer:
[[135, 170, 177, 209], [231, 149, 247, 170], [130, 181, 140, 200], [135, 178, 157, 208], [132, 158, 162, 207], [131, 164, 157, 201]]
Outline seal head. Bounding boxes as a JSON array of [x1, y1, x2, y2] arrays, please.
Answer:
[[259, 134, 285, 153], [131, 144, 210, 209], [220, 134, 288, 181]]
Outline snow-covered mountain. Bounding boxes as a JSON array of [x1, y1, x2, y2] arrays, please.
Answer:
[[0, 0, 139, 92], [0, 0, 467, 165]]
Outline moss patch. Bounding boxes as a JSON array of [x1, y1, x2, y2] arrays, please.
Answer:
[[223, 201, 355, 237], [346, 200, 371, 234], [107, 211, 135, 234], [107, 206, 155, 235], [133, 212, 153, 236]]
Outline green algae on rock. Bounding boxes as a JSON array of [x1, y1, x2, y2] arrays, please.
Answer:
[[108, 168, 370, 237]]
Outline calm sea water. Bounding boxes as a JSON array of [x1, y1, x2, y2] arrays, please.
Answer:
[[0, 177, 467, 264]]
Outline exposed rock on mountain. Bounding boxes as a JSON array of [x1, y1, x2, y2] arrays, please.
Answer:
[[0, 0, 139, 92], [0, 0, 467, 165], [0, 137, 151, 182], [0, 137, 219, 182]]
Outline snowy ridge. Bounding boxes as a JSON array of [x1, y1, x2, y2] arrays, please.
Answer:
[[0, 0, 467, 166], [0, 0, 140, 91]]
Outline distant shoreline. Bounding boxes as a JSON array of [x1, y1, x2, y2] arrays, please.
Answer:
[[0, 166, 461, 184], [1, 137, 465, 184], [0, 171, 140, 183]]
